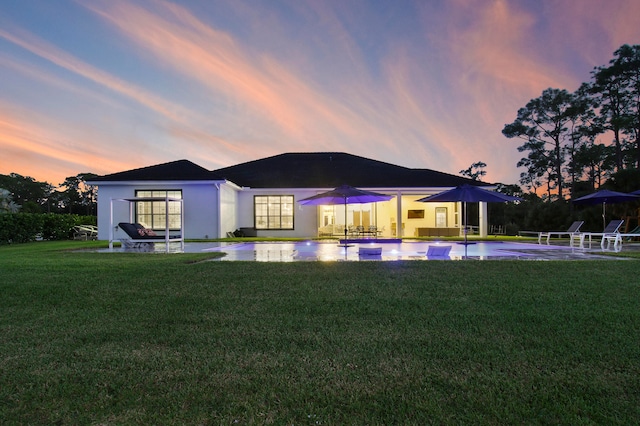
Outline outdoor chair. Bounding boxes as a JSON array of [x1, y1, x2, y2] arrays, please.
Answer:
[[574, 219, 624, 250], [490, 225, 505, 236], [117, 222, 181, 250], [538, 221, 584, 245], [358, 246, 382, 257], [623, 226, 640, 241], [72, 224, 98, 241], [426, 245, 452, 259], [601, 223, 640, 252]]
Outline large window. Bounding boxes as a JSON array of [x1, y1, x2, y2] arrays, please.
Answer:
[[135, 190, 182, 230], [435, 207, 448, 227], [254, 195, 294, 230]]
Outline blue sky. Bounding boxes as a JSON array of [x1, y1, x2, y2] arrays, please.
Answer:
[[2, 0, 640, 186]]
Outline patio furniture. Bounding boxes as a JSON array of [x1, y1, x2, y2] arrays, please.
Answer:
[[109, 196, 184, 253], [358, 246, 382, 256], [414, 227, 459, 237], [72, 224, 98, 240], [573, 219, 624, 250], [490, 225, 505, 235], [426, 245, 452, 259], [118, 222, 182, 250], [601, 224, 640, 252], [538, 221, 584, 245]]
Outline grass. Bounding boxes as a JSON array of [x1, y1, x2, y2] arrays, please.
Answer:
[[1, 241, 640, 424]]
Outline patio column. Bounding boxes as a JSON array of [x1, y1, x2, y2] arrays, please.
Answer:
[[215, 183, 221, 239], [479, 201, 488, 237], [396, 190, 402, 237]]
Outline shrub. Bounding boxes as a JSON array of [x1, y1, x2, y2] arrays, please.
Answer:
[[0, 213, 96, 245]]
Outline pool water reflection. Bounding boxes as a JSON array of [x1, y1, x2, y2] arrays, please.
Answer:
[[200, 241, 613, 262]]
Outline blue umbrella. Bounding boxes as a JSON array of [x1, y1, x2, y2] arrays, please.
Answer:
[[572, 189, 639, 229], [417, 184, 521, 254], [298, 185, 393, 246]]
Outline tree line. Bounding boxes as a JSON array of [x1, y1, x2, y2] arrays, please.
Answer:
[[501, 44, 640, 201], [0, 173, 97, 215]]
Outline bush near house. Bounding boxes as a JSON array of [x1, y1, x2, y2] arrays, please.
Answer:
[[0, 213, 96, 245]]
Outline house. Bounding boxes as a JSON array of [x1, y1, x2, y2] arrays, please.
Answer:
[[89, 152, 493, 241]]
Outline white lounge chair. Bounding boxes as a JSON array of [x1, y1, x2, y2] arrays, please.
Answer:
[[574, 219, 624, 250], [72, 224, 98, 241], [601, 223, 640, 251], [358, 246, 382, 257], [426, 245, 452, 259], [538, 221, 584, 245]]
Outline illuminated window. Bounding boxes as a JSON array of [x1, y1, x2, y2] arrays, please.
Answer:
[[254, 195, 294, 230], [135, 190, 182, 230], [435, 207, 448, 227]]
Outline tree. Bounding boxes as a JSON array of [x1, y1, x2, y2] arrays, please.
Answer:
[[0, 173, 50, 211], [590, 44, 640, 170], [0, 172, 98, 215], [503, 88, 590, 201], [612, 45, 640, 168], [494, 183, 524, 198], [58, 173, 98, 215], [562, 83, 598, 196], [0, 188, 20, 213], [459, 161, 487, 181], [572, 142, 615, 189]]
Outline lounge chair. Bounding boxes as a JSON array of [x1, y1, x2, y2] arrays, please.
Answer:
[[426, 245, 452, 259], [538, 221, 584, 245], [601, 224, 640, 252], [358, 246, 382, 257], [72, 224, 98, 241], [623, 226, 640, 242], [573, 219, 624, 250], [117, 222, 181, 250]]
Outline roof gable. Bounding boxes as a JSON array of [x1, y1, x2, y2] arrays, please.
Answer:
[[91, 160, 214, 182], [210, 152, 482, 188]]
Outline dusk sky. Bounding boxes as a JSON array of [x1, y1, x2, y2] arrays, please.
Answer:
[[2, 0, 640, 187]]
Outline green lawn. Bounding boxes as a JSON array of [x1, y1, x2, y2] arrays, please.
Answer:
[[1, 241, 639, 424]]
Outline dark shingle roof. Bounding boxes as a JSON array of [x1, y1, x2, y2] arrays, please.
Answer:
[[91, 153, 487, 188], [90, 160, 214, 182], [210, 152, 484, 188]]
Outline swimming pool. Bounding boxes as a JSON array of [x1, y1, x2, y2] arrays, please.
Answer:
[[200, 240, 616, 261]]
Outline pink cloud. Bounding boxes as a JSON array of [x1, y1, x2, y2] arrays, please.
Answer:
[[82, 0, 378, 153], [0, 107, 134, 183]]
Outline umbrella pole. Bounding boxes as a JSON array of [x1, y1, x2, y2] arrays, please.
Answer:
[[602, 201, 606, 230], [344, 199, 347, 243], [464, 202, 468, 258], [341, 196, 349, 248]]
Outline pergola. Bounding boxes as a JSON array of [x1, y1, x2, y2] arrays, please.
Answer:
[[109, 196, 184, 253]]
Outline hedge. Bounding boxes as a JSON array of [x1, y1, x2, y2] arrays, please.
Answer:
[[0, 213, 96, 245]]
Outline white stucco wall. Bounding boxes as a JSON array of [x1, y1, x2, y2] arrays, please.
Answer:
[[94, 181, 490, 240], [94, 181, 223, 240], [182, 183, 220, 239], [235, 189, 320, 238], [219, 183, 239, 236]]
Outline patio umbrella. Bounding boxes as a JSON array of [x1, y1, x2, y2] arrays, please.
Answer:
[[572, 189, 639, 229], [417, 184, 521, 256], [298, 185, 393, 246]]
